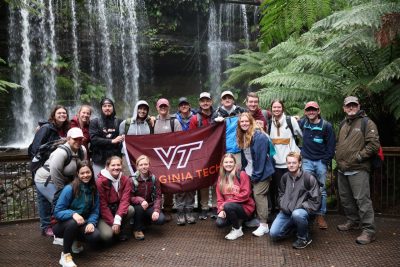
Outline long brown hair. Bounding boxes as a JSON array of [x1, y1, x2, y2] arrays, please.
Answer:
[[71, 160, 97, 205], [218, 153, 238, 194], [48, 105, 70, 132], [237, 112, 257, 149]]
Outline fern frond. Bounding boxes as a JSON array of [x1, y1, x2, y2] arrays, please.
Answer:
[[369, 58, 400, 85]]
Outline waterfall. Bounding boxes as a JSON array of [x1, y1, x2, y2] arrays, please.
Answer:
[[70, 0, 81, 94], [207, 2, 221, 97], [86, 0, 96, 75], [240, 4, 250, 49], [47, 0, 57, 107]]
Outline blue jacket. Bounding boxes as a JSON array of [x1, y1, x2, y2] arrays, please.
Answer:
[[175, 111, 195, 131], [241, 130, 275, 183], [299, 118, 336, 164], [54, 183, 100, 226]]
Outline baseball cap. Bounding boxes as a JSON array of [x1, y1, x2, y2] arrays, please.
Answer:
[[156, 98, 170, 108], [221, 90, 234, 99], [343, 96, 359, 106], [304, 101, 320, 110], [67, 127, 84, 139], [199, 92, 211, 100], [178, 97, 190, 106]]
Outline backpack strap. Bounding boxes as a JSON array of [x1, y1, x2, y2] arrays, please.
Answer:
[[197, 113, 202, 128], [124, 117, 132, 135], [267, 118, 272, 134], [286, 116, 296, 138], [59, 145, 73, 167], [170, 118, 175, 133], [303, 171, 313, 190], [361, 117, 368, 137]]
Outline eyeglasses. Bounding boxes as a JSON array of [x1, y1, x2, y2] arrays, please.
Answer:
[[305, 108, 319, 112]]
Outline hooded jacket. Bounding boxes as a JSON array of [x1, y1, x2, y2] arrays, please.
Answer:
[[130, 171, 162, 213], [70, 115, 90, 151], [189, 107, 214, 129], [28, 122, 61, 159], [251, 108, 268, 131], [119, 100, 152, 136], [96, 169, 132, 226], [175, 110, 194, 131], [89, 98, 122, 164], [336, 110, 380, 172]]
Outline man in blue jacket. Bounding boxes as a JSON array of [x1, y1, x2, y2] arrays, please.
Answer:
[[299, 101, 335, 229]]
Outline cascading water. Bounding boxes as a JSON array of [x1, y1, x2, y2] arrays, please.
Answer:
[[207, 2, 221, 98], [70, 0, 81, 94], [240, 4, 250, 49]]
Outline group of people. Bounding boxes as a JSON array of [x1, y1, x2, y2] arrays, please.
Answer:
[[28, 91, 380, 267]]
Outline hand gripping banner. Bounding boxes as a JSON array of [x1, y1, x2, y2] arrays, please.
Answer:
[[123, 123, 226, 194]]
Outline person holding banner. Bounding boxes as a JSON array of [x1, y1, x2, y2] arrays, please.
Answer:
[[130, 155, 165, 240], [216, 153, 255, 240], [237, 112, 275, 237], [96, 156, 134, 243]]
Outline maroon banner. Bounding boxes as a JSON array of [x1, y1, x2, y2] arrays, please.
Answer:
[[124, 123, 226, 194]]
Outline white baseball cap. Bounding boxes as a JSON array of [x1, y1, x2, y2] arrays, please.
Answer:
[[221, 90, 234, 99], [67, 127, 84, 138]]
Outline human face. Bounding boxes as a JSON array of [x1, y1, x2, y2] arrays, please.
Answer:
[[102, 103, 114, 116], [246, 96, 259, 112], [271, 102, 283, 118], [137, 159, 150, 176], [78, 107, 91, 125], [137, 105, 148, 120], [54, 108, 67, 124], [221, 95, 234, 109], [199, 98, 212, 111], [157, 104, 169, 116], [223, 156, 235, 173], [68, 137, 83, 152], [78, 166, 92, 184], [343, 102, 360, 117], [178, 103, 190, 114], [305, 108, 320, 122], [286, 156, 301, 175], [107, 159, 122, 178], [239, 115, 250, 132]]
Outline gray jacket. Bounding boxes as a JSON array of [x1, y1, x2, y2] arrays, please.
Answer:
[[119, 100, 152, 136]]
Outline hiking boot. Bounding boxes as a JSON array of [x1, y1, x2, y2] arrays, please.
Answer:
[[337, 221, 360, 231], [210, 207, 218, 219], [356, 231, 376, 245], [42, 227, 54, 237], [176, 212, 186, 226], [198, 209, 208, 220], [252, 224, 269, 237], [316, 215, 328, 229], [225, 227, 244, 240], [59, 252, 77, 267], [185, 211, 196, 224], [292, 237, 312, 249], [71, 240, 84, 254], [245, 218, 260, 228], [134, 231, 145, 240]]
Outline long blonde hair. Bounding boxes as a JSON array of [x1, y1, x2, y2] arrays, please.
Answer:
[[237, 112, 257, 149], [218, 153, 238, 194]]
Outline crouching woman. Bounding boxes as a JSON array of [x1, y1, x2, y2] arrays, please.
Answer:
[[96, 156, 134, 242], [131, 155, 165, 240], [53, 160, 101, 267], [216, 153, 255, 240]]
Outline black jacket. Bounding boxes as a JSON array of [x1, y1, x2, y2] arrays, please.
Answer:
[[28, 123, 60, 159]]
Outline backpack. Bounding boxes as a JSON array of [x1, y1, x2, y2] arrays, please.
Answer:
[[339, 116, 384, 169], [124, 117, 154, 135], [132, 174, 157, 202], [30, 139, 67, 173], [268, 116, 299, 142]]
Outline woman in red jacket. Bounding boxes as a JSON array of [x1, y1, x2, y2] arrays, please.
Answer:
[[216, 153, 255, 240], [70, 105, 92, 152], [96, 156, 134, 243]]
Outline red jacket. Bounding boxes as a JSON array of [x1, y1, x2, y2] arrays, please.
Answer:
[[189, 111, 212, 129], [96, 173, 132, 226], [130, 172, 162, 213], [216, 171, 255, 217], [70, 115, 90, 151], [251, 108, 268, 131]]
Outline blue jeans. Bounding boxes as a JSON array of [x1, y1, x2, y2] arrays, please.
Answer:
[[35, 182, 57, 230], [302, 159, 327, 215], [269, 209, 310, 241]]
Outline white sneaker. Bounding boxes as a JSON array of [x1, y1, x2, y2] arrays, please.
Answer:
[[225, 227, 244, 240], [59, 252, 77, 267], [71, 240, 84, 254], [252, 224, 269, 237], [53, 237, 63, 246]]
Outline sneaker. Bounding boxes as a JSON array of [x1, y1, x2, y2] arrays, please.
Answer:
[[134, 231, 145, 240], [292, 238, 312, 249], [199, 210, 208, 220], [252, 224, 269, 237], [337, 221, 360, 231], [210, 207, 218, 219], [356, 231, 376, 245], [245, 218, 260, 228], [53, 236, 63, 246], [185, 212, 196, 224], [59, 252, 77, 267], [42, 227, 54, 237], [71, 240, 84, 254], [316, 215, 328, 229], [225, 227, 244, 240], [176, 212, 186, 226]]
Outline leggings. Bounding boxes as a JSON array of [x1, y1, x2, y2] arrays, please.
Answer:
[[216, 202, 250, 229]]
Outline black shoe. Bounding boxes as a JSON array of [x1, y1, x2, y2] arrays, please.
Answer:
[[119, 234, 129, 241], [199, 210, 208, 220], [210, 207, 218, 219], [292, 238, 312, 249], [176, 212, 186, 226]]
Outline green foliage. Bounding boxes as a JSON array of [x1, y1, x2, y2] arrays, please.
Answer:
[[80, 84, 106, 103], [56, 76, 75, 105], [0, 58, 21, 93]]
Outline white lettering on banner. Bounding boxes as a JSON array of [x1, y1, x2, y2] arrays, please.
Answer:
[[153, 141, 203, 170]]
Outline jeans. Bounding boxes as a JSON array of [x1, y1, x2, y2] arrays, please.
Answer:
[[35, 182, 57, 230], [269, 209, 310, 241], [302, 159, 327, 215]]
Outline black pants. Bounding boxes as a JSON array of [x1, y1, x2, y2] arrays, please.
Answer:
[[215, 202, 250, 229], [133, 205, 165, 231], [53, 219, 101, 253], [269, 168, 288, 213]]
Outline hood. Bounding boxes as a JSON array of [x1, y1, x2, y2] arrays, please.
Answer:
[[132, 100, 150, 121], [100, 168, 121, 182], [100, 98, 116, 119]]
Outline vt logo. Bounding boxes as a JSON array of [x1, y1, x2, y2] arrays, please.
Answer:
[[153, 141, 203, 169]]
